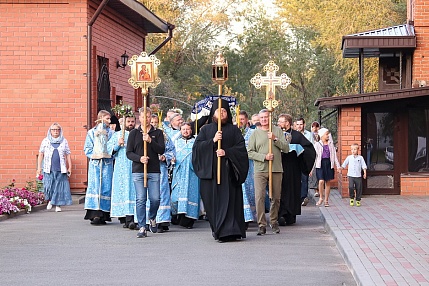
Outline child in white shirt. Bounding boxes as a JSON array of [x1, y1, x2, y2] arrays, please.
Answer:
[[341, 143, 367, 206]]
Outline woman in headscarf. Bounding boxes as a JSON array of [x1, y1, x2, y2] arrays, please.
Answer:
[[37, 123, 72, 212]]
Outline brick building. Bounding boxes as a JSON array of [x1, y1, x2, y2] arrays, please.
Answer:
[[0, 0, 173, 193], [316, 0, 429, 196]]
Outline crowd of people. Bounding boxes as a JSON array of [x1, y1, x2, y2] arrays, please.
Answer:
[[37, 100, 368, 242]]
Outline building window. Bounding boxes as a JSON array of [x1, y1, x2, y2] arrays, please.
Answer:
[[408, 109, 429, 172], [116, 95, 123, 105]]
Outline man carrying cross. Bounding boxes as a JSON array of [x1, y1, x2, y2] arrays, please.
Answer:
[[248, 61, 291, 235], [248, 109, 289, 235]]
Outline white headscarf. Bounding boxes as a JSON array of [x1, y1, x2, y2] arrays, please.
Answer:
[[47, 123, 64, 144]]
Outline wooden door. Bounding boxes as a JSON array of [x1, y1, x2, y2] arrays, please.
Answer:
[[362, 111, 400, 195]]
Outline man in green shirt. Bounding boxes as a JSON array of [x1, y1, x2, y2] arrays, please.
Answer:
[[248, 109, 289, 235]]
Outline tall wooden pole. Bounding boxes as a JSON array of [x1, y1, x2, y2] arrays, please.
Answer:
[[143, 89, 148, 187], [250, 61, 291, 199], [127, 52, 162, 188], [194, 102, 198, 136], [121, 115, 125, 146], [212, 52, 228, 185], [217, 86, 222, 184], [268, 111, 273, 199]]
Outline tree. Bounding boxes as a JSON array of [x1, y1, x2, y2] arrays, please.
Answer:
[[275, 0, 407, 93], [222, 10, 345, 121], [139, 0, 247, 114]]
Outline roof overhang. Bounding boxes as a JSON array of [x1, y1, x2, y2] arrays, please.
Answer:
[[315, 87, 429, 110], [341, 24, 416, 58], [107, 0, 169, 33]]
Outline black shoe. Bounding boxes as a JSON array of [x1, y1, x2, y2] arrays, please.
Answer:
[[90, 217, 101, 225], [123, 224, 129, 228], [278, 217, 286, 226], [129, 222, 136, 230]]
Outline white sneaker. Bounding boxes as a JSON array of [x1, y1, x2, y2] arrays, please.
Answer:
[[47, 201, 52, 210], [55, 206, 61, 212]]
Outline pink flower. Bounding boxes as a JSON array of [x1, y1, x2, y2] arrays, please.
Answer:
[[38, 174, 43, 181]]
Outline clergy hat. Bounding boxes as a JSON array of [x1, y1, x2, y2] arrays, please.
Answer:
[[208, 98, 233, 124], [318, 127, 329, 138], [110, 115, 121, 131]]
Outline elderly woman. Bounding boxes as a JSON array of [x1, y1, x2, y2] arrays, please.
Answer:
[[37, 123, 72, 212]]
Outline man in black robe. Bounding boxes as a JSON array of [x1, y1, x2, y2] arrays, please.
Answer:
[[277, 114, 316, 225], [192, 99, 249, 242]]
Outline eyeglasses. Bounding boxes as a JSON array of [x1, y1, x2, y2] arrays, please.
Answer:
[[50, 129, 61, 131]]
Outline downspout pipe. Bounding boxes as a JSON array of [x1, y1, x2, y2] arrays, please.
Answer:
[[149, 23, 175, 56], [87, 0, 110, 131]]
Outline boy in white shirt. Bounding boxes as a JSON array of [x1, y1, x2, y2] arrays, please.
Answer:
[[341, 143, 367, 206]]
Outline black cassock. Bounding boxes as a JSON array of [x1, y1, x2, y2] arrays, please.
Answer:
[[192, 122, 249, 241], [278, 129, 316, 225]]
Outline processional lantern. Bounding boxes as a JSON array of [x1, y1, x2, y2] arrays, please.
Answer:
[[211, 52, 229, 184], [128, 52, 161, 186], [250, 61, 291, 198], [212, 52, 228, 84]]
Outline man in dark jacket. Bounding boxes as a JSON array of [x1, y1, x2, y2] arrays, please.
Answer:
[[127, 107, 165, 238]]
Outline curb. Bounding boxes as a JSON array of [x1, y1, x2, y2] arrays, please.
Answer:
[[319, 208, 363, 286], [0, 195, 84, 222], [309, 188, 363, 286], [0, 203, 47, 222]]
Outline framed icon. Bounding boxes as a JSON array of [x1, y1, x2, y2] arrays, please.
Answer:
[[136, 62, 153, 82]]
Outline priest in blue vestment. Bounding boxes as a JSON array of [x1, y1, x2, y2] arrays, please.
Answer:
[[84, 110, 114, 225], [171, 122, 200, 229], [107, 115, 137, 229]]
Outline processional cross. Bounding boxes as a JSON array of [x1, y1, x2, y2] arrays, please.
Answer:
[[128, 52, 161, 187], [250, 61, 291, 199]]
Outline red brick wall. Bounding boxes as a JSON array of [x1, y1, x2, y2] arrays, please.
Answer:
[[0, 1, 88, 192], [338, 106, 362, 197], [401, 176, 429, 195], [89, 0, 146, 123], [0, 0, 148, 193], [412, 0, 429, 82]]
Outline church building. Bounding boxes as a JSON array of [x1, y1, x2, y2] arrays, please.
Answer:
[[0, 0, 173, 193], [316, 0, 429, 196]]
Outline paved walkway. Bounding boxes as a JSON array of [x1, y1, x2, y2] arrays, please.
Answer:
[[0, 197, 355, 286], [314, 189, 429, 286]]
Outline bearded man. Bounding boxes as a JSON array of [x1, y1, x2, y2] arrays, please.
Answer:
[[192, 99, 249, 243]]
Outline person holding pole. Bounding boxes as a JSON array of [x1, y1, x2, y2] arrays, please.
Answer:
[[248, 109, 289, 236], [126, 107, 165, 238], [192, 99, 249, 243]]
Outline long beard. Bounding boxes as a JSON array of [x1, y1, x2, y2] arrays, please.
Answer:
[[212, 116, 228, 125]]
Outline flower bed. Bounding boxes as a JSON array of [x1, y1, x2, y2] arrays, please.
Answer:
[[0, 179, 45, 215]]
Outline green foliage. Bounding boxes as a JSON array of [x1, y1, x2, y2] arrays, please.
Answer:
[[275, 0, 407, 93], [137, 0, 406, 124]]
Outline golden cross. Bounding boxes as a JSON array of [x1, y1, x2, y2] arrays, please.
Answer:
[[250, 61, 291, 110], [250, 61, 291, 199]]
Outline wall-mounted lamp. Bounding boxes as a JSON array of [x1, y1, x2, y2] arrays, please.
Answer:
[[116, 51, 129, 69]]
